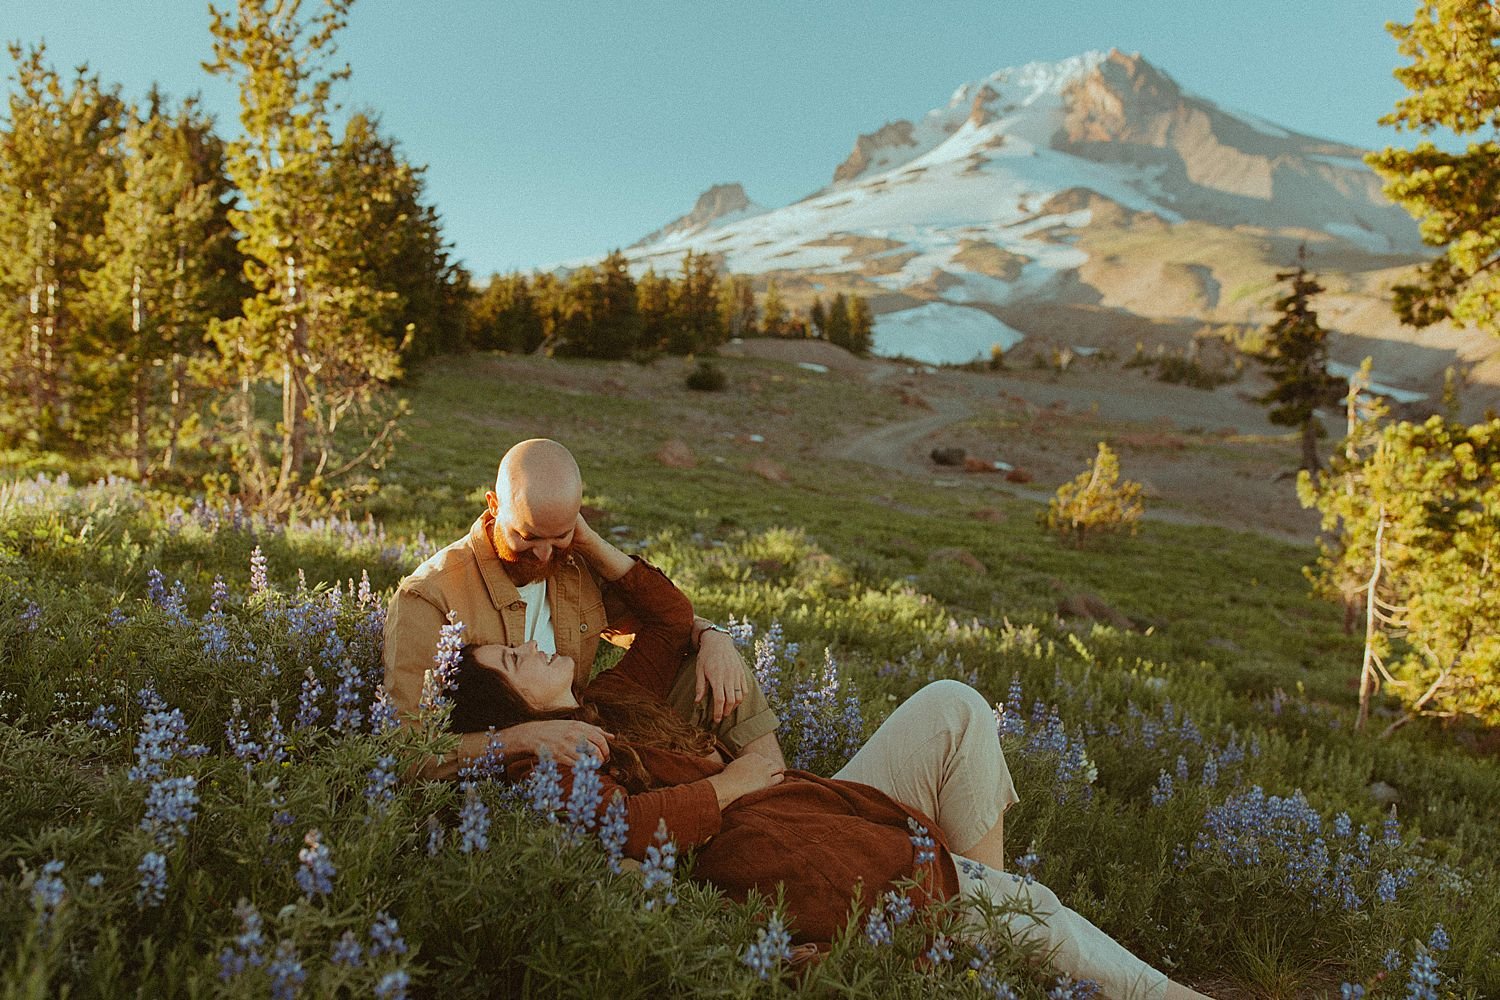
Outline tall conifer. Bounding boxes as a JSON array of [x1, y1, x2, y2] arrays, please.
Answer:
[[1255, 247, 1346, 473]]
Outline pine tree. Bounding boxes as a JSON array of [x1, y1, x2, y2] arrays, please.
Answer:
[[808, 297, 827, 341], [550, 264, 601, 357], [761, 279, 788, 338], [847, 294, 875, 356], [205, 0, 405, 513], [1367, 1, 1500, 334], [329, 112, 466, 361], [719, 273, 757, 340], [470, 272, 544, 353], [593, 250, 642, 358], [823, 292, 850, 349], [0, 44, 125, 445], [637, 267, 674, 354], [1255, 247, 1346, 474], [80, 90, 241, 476], [670, 250, 723, 354]]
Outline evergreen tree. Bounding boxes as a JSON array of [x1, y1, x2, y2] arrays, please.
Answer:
[[470, 272, 544, 354], [329, 112, 467, 361], [824, 291, 851, 349], [80, 90, 241, 476], [719, 273, 757, 340], [1255, 247, 1346, 474], [808, 297, 827, 341], [205, 0, 405, 513], [0, 43, 125, 444], [670, 250, 723, 353], [761, 279, 789, 338], [550, 264, 601, 357], [593, 249, 642, 358], [847, 294, 875, 356], [637, 266, 674, 354], [1367, 1, 1500, 334]]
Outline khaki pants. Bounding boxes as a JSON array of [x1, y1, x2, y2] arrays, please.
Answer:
[[829, 680, 1168, 1000], [665, 650, 781, 754]]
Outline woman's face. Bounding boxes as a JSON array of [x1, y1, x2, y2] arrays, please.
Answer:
[[473, 641, 578, 712]]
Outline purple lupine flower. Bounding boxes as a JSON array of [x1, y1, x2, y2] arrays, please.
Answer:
[[365, 755, 397, 813], [1383, 949, 1403, 972], [136, 851, 167, 907], [726, 614, 754, 647], [249, 546, 269, 595], [526, 750, 564, 818], [883, 890, 914, 925], [925, 934, 955, 965], [20, 601, 41, 631], [30, 859, 65, 926], [218, 899, 267, 980], [1427, 925, 1449, 954], [141, 775, 199, 847], [1333, 813, 1353, 840], [332, 657, 363, 733], [863, 907, 893, 946], [129, 706, 199, 782], [146, 568, 169, 606], [1376, 870, 1398, 904], [369, 686, 401, 735], [998, 675, 1026, 738], [641, 819, 677, 910], [369, 911, 407, 957], [565, 744, 604, 840], [1014, 851, 1041, 884], [425, 817, 444, 856], [356, 570, 374, 606], [599, 793, 629, 874], [458, 784, 490, 853], [330, 931, 363, 967], [295, 829, 335, 899], [907, 817, 936, 865], [226, 700, 262, 764], [294, 664, 324, 730], [1151, 770, 1174, 807], [374, 969, 410, 1000], [268, 940, 306, 1000], [742, 914, 794, 979], [87, 704, 119, 734], [957, 857, 987, 881], [1405, 950, 1440, 1000], [263, 702, 288, 766], [1201, 754, 1219, 788], [429, 614, 466, 697], [457, 732, 506, 783], [106, 606, 129, 629], [1174, 754, 1189, 781], [1340, 984, 1365, 1000], [1383, 809, 1401, 847], [198, 576, 231, 660]]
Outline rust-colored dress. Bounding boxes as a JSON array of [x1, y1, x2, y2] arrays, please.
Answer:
[[462, 559, 960, 944]]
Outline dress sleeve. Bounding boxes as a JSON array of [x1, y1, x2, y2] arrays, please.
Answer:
[[508, 755, 722, 857], [595, 559, 695, 699]]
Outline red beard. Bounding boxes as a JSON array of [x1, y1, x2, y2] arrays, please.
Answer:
[[492, 525, 572, 585]]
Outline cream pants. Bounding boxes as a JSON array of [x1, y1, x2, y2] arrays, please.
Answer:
[[834, 680, 1168, 1000]]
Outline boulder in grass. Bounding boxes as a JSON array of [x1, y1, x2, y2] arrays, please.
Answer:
[[749, 457, 790, 483], [929, 547, 987, 574], [657, 439, 697, 469], [970, 507, 1006, 522], [964, 456, 1004, 473], [930, 446, 966, 466], [1004, 467, 1033, 484], [1052, 581, 1134, 630]]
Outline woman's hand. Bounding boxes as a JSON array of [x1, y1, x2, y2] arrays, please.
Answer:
[[707, 752, 785, 808], [570, 512, 634, 582]]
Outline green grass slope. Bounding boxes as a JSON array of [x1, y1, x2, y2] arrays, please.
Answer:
[[1, 353, 1495, 999]]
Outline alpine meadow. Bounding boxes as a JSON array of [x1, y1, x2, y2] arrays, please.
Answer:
[[3, 2, 1499, 999]]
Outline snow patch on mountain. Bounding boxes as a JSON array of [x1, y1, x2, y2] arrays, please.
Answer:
[[874, 303, 1024, 364]]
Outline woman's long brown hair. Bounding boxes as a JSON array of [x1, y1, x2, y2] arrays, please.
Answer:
[[449, 644, 716, 791]]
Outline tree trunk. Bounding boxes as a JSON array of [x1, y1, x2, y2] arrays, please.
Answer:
[[1300, 418, 1321, 474], [276, 251, 308, 504], [131, 266, 149, 478], [1357, 510, 1387, 730]]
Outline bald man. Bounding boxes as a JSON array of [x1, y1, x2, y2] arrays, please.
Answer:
[[383, 438, 783, 781]]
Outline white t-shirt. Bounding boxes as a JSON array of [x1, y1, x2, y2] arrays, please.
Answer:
[[515, 579, 556, 654]]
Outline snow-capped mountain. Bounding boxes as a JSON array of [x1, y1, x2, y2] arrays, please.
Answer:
[[614, 50, 1499, 406]]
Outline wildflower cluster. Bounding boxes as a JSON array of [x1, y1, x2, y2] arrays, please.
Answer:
[[296, 829, 336, 899], [642, 819, 678, 910], [783, 648, 864, 772], [994, 675, 1097, 800], [741, 913, 793, 979]]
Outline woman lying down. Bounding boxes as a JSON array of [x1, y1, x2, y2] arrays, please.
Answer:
[[445, 520, 1213, 1000]]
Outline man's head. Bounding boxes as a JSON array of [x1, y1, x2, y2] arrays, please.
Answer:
[[486, 439, 582, 585]]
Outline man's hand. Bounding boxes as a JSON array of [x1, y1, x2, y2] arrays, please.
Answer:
[[695, 630, 748, 724], [502, 719, 611, 765]]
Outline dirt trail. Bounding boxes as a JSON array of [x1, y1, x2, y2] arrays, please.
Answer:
[[828, 358, 1321, 543]]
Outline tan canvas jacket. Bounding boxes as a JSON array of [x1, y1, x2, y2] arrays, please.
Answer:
[[382, 513, 621, 778]]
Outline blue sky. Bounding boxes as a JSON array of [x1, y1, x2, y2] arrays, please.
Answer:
[[5, 1, 1428, 276]]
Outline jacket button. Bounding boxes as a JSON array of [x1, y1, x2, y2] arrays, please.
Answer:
[[579, 623, 588, 632], [509, 601, 523, 610]]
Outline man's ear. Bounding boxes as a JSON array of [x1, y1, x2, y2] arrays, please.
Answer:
[[484, 490, 499, 516]]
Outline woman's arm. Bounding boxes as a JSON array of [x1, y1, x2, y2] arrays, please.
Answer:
[[572, 516, 695, 698]]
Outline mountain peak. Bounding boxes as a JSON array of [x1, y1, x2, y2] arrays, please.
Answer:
[[631, 183, 756, 247]]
